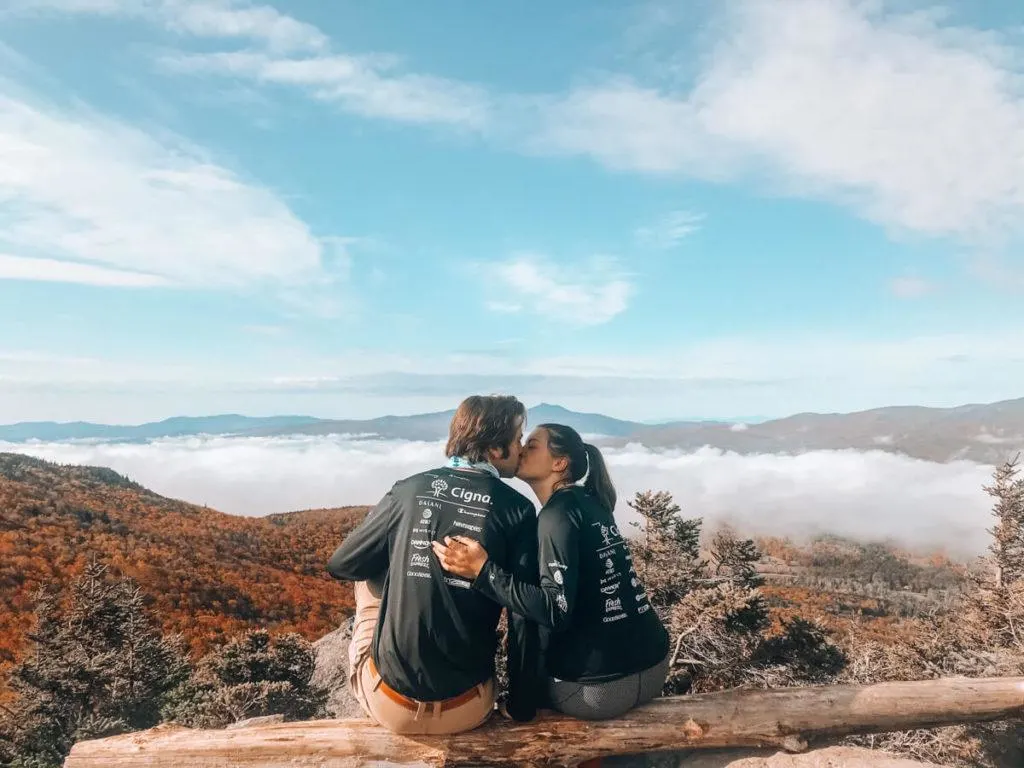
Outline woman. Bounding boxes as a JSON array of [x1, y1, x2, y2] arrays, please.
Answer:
[[432, 423, 670, 720]]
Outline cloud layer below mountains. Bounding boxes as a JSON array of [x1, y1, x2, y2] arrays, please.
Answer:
[[2, 435, 995, 556]]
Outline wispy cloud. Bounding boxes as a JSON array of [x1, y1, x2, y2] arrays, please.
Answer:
[[11, 0, 327, 52], [889, 275, 935, 299], [0, 89, 341, 294], [535, 0, 1024, 241], [487, 253, 633, 326], [159, 50, 491, 128], [12, 0, 491, 128], [16, 0, 1024, 245], [0, 254, 170, 287], [635, 209, 705, 249]]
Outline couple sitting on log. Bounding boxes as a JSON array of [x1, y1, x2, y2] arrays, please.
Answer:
[[326, 394, 670, 735]]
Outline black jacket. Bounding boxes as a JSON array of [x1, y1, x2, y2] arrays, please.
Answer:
[[474, 486, 669, 683], [326, 466, 541, 719]]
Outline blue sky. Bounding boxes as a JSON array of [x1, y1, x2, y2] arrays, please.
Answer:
[[1, 0, 1024, 424]]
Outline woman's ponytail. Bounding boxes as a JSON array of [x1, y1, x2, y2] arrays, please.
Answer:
[[583, 442, 616, 513]]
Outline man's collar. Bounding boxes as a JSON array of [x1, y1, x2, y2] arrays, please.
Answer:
[[446, 455, 499, 478]]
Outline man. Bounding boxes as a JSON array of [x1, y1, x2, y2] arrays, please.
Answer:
[[326, 395, 540, 734]]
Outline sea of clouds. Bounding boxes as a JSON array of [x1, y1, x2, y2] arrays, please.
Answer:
[[0, 435, 997, 556]]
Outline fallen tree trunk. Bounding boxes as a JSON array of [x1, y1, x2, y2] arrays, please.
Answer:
[[65, 676, 1024, 768]]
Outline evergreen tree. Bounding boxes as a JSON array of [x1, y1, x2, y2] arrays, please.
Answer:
[[163, 629, 327, 728], [0, 560, 188, 768]]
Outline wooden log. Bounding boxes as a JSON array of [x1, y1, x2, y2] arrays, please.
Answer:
[[65, 676, 1024, 768]]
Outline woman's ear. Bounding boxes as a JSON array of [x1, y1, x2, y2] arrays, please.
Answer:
[[553, 455, 569, 475]]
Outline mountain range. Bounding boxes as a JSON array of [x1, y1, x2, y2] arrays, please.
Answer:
[[3, 398, 1024, 464]]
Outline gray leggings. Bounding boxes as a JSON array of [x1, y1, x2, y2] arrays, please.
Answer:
[[547, 654, 670, 721]]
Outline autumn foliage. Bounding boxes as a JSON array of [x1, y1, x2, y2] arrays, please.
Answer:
[[0, 453, 366, 676]]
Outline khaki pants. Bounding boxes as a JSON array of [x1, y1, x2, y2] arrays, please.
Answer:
[[347, 581, 495, 735]]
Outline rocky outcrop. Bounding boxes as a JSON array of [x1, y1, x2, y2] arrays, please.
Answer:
[[311, 617, 366, 720]]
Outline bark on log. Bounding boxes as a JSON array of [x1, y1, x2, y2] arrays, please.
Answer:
[[64, 676, 1024, 768]]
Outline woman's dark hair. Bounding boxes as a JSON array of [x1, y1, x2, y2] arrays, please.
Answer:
[[446, 395, 526, 462], [540, 423, 617, 512]]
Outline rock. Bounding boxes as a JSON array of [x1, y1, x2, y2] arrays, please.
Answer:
[[311, 617, 367, 720], [605, 746, 942, 767]]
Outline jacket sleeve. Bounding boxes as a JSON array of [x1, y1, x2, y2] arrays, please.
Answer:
[[503, 518, 543, 722], [325, 490, 397, 581], [473, 503, 579, 632]]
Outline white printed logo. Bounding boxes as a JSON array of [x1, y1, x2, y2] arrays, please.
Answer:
[[600, 582, 619, 595], [604, 558, 615, 574], [548, 561, 568, 569], [411, 539, 430, 550], [410, 553, 430, 568], [604, 597, 622, 613], [445, 576, 471, 589], [600, 574, 620, 585], [556, 593, 568, 613], [610, 525, 620, 539], [421, 509, 433, 520], [451, 486, 491, 504], [638, 603, 651, 614], [631, 577, 640, 588], [599, 524, 612, 546], [430, 478, 448, 497], [452, 520, 482, 533], [553, 570, 564, 585]]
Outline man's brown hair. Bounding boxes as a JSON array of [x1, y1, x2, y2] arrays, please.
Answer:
[[445, 395, 526, 462]]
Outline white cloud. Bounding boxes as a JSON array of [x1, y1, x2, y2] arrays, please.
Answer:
[[2, 435, 996, 555], [0, 90, 336, 291], [11, 0, 327, 53], [19, 0, 1024, 244], [635, 209, 705, 249], [160, 50, 491, 128], [889, 275, 936, 298], [488, 253, 633, 326], [537, 0, 1024, 240], [0, 254, 170, 287], [15, 0, 489, 128]]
